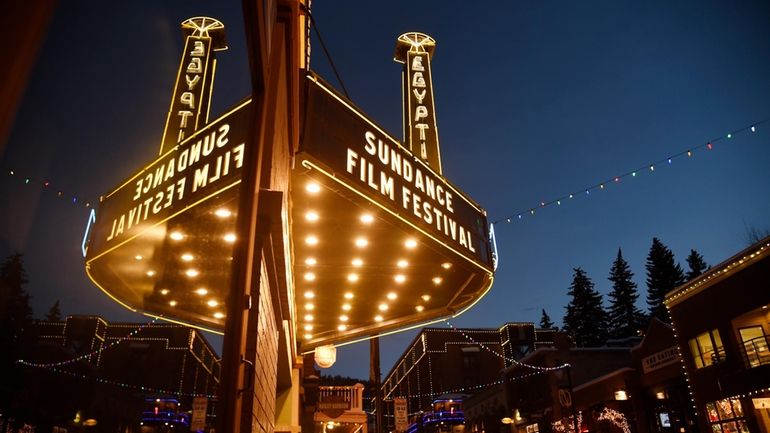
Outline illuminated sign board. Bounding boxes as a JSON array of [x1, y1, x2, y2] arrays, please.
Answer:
[[291, 73, 494, 350], [301, 76, 492, 269], [160, 17, 227, 155], [85, 99, 251, 330], [395, 32, 441, 173]]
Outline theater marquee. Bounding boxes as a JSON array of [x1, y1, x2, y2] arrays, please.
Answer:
[[292, 73, 494, 350]]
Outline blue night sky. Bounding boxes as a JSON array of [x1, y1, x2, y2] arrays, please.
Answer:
[[1, 1, 769, 381]]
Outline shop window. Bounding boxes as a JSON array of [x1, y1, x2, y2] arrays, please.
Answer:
[[705, 398, 749, 433], [739, 326, 770, 368], [689, 329, 725, 368]]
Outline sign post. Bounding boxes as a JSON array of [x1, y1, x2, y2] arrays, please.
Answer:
[[394, 397, 408, 433], [190, 397, 208, 432]]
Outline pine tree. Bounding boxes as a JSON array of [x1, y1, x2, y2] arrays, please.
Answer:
[[607, 249, 646, 339], [645, 238, 685, 323], [563, 268, 608, 347], [685, 249, 708, 281], [0, 253, 33, 345], [45, 300, 63, 322], [539, 309, 555, 329]]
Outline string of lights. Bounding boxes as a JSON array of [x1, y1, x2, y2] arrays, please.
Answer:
[[3, 169, 94, 209], [444, 320, 570, 372], [17, 318, 158, 368], [492, 118, 769, 225], [34, 365, 216, 399]]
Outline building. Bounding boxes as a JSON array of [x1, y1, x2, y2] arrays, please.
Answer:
[[463, 319, 695, 433], [16, 315, 220, 432], [381, 323, 558, 431], [665, 236, 770, 433]]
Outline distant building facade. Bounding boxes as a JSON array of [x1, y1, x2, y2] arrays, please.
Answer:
[[463, 320, 695, 433], [19, 315, 220, 432], [665, 237, 770, 433], [381, 323, 558, 431]]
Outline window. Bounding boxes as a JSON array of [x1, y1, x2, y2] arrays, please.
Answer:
[[739, 326, 770, 368], [689, 329, 725, 368], [705, 398, 749, 433]]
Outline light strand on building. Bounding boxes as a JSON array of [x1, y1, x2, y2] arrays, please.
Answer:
[[16, 318, 158, 368], [30, 364, 216, 399], [492, 118, 768, 226], [444, 320, 570, 372], [597, 408, 631, 433], [3, 169, 94, 208]]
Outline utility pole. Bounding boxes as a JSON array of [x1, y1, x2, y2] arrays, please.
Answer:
[[371, 336, 383, 433]]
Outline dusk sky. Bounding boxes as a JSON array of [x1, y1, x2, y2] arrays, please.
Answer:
[[1, 1, 769, 381]]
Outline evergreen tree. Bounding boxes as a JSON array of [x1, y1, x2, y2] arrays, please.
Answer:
[[645, 238, 685, 323], [563, 268, 608, 347], [45, 300, 63, 322], [607, 249, 646, 338], [539, 309, 555, 329], [685, 249, 708, 281], [0, 253, 33, 345]]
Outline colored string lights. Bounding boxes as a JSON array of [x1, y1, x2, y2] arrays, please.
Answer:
[[597, 408, 631, 433], [4, 169, 94, 209], [493, 118, 768, 225], [444, 320, 570, 372], [17, 318, 158, 368], [38, 365, 216, 399]]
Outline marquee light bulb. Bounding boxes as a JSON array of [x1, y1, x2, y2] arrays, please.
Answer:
[[181, 253, 194, 262], [169, 300, 178, 307], [305, 211, 319, 222], [304, 333, 313, 339], [213, 312, 225, 319], [207, 300, 218, 307], [305, 291, 315, 299], [397, 260, 408, 268], [360, 213, 374, 224], [215, 208, 232, 218], [186, 269, 200, 278], [405, 238, 417, 249], [306, 182, 321, 193], [352, 258, 363, 267], [387, 292, 397, 300], [304, 272, 316, 281], [374, 315, 384, 322], [342, 303, 351, 311], [432, 277, 442, 285], [224, 233, 236, 243], [304, 324, 313, 331], [347, 273, 359, 282], [337, 324, 347, 331], [146, 270, 156, 277], [355, 237, 368, 248], [304, 314, 314, 321], [306, 235, 319, 245], [344, 292, 354, 299], [135, 255, 143, 261], [441, 262, 452, 269], [378, 303, 389, 311], [305, 257, 317, 266], [422, 294, 431, 301], [195, 288, 208, 296], [305, 303, 315, 310], [415, 305, 425, 312], [169, 231, 184, 241], [394, 274, 406, 283], [160, 289, 169, 295], [340, 315, 349, 322]]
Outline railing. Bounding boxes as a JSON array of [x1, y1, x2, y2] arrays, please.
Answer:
[[317, 383, 365, 413], [742, 335, 770, 368], [421, 410, 465, 425]]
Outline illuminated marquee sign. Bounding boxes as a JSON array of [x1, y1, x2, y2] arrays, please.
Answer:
[[83, 17, 249, 332], [301, 75, 492, 269], [159, 17, 227, 155], [395, 32, 442, 173]]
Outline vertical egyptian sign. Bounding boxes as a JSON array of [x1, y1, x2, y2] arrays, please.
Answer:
[[190, 397, 208, 432], [394, 33, 442, 174], [159, 17, 228, 155]]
